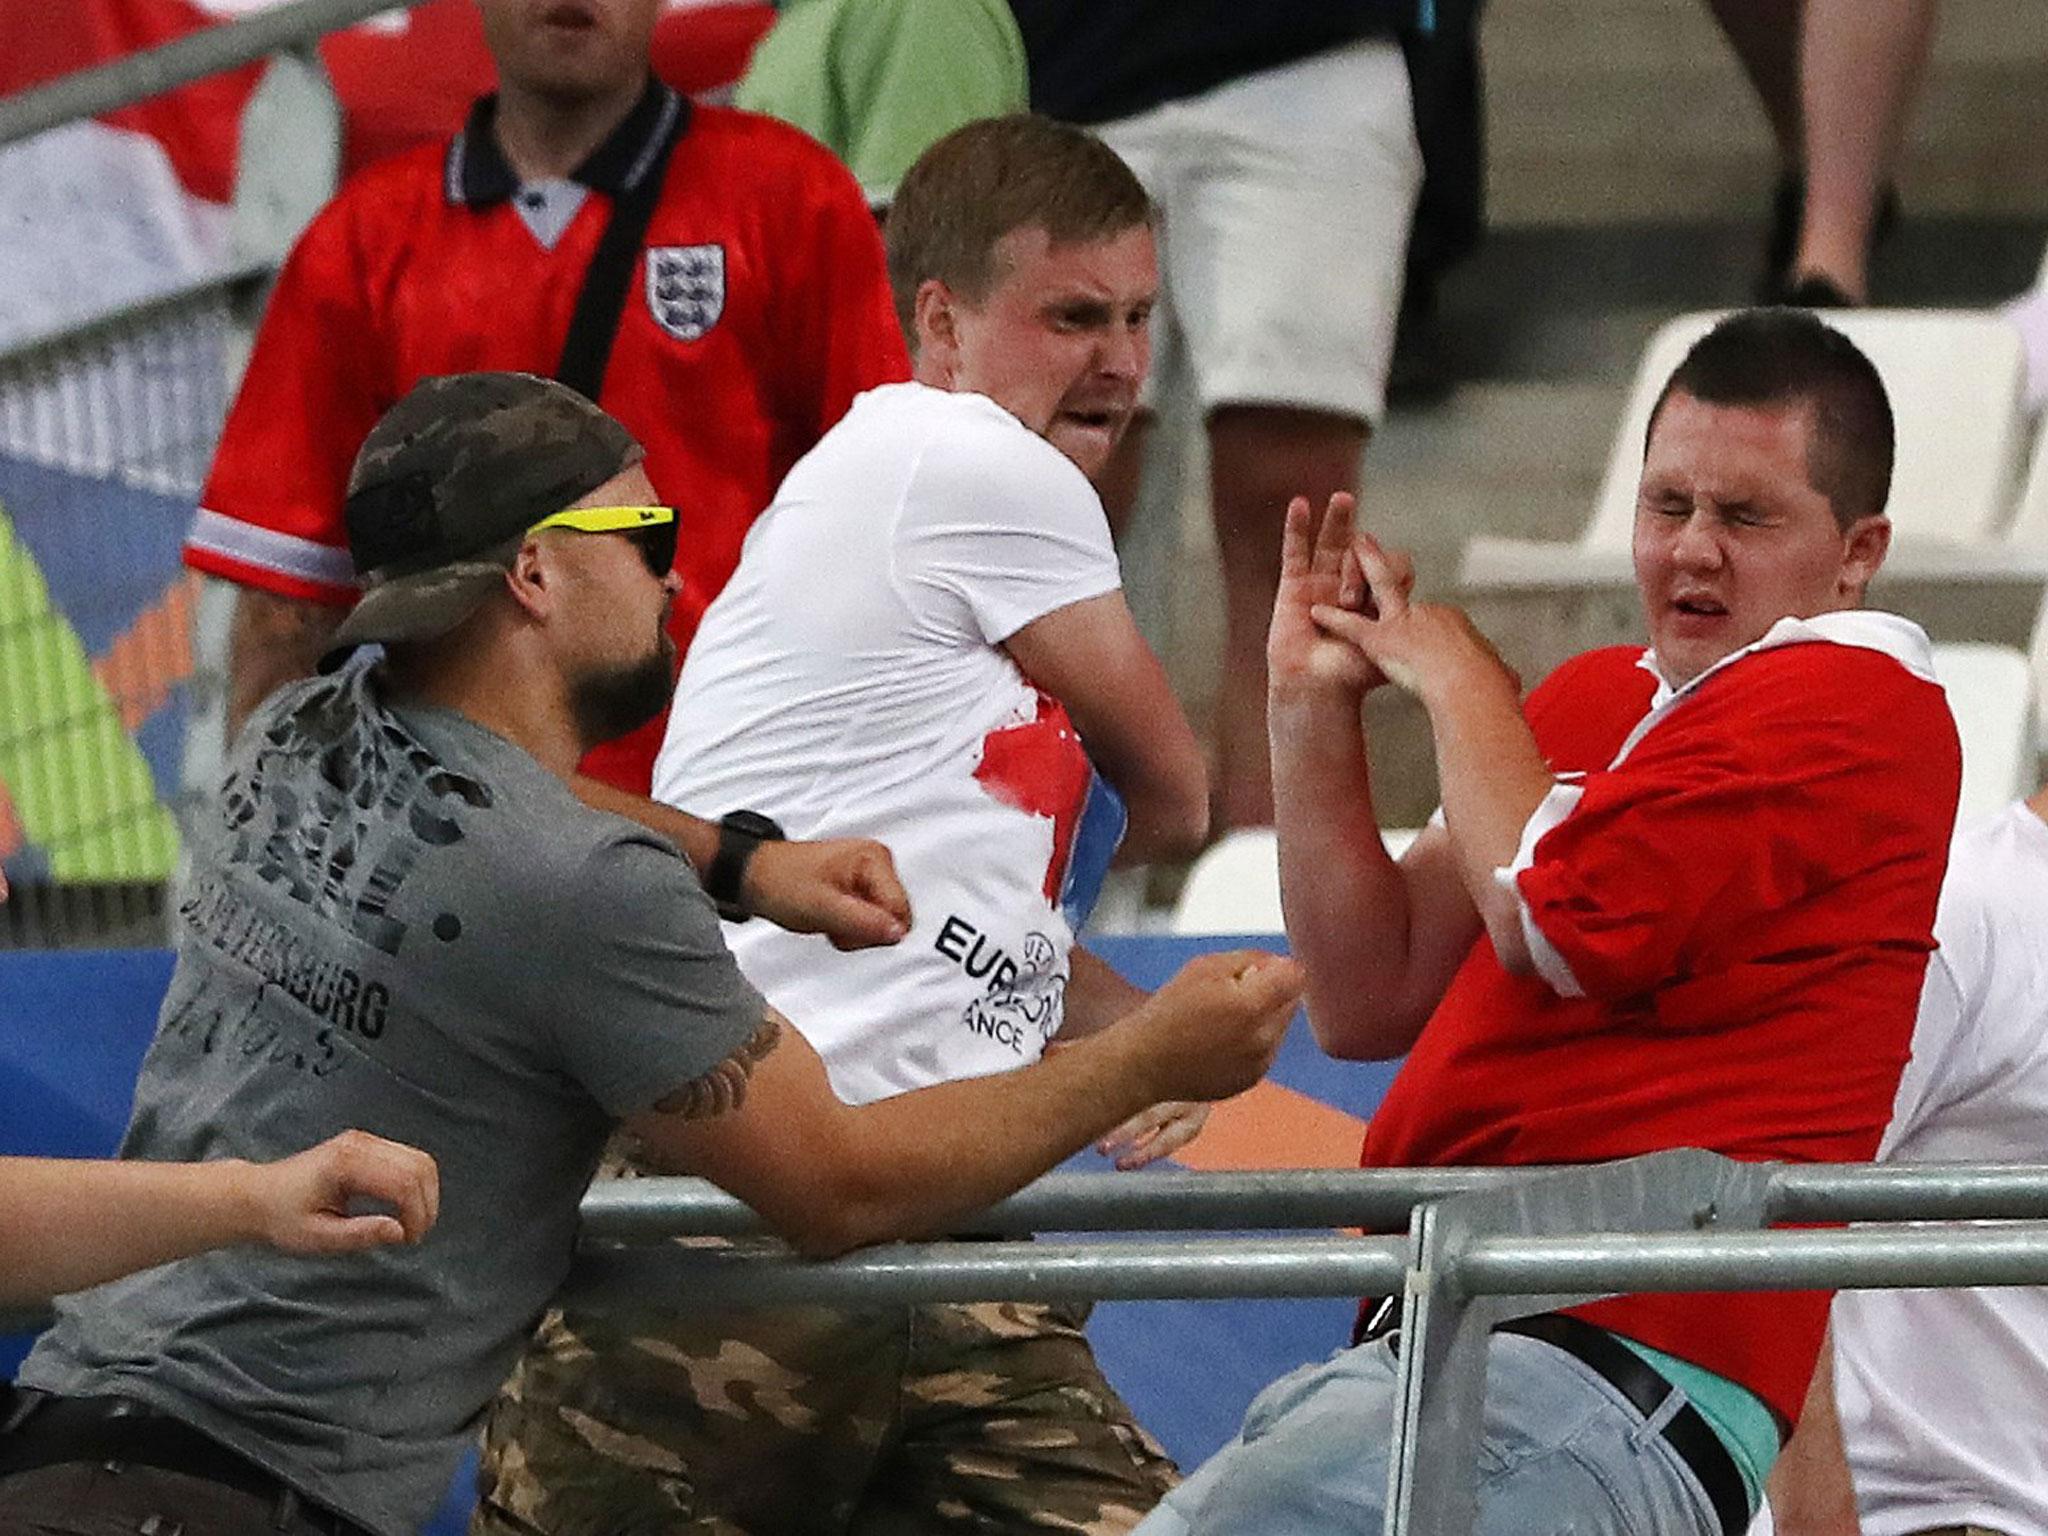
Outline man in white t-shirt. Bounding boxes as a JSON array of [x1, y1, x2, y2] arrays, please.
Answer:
[[1763, 787, 2048, 1536], [476, 116, 1217, 1536]]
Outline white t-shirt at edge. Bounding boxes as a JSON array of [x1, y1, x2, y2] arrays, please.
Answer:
[[1834, 800, 2048, 1536]]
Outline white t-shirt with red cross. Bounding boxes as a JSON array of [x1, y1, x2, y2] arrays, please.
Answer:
[[652, 382, 1122, 1106]]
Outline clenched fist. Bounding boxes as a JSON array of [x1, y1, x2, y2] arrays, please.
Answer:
[[1123, 950, 1304, 1106]]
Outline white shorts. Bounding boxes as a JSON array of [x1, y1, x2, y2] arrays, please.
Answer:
[[1097, 38, 1423, 426]]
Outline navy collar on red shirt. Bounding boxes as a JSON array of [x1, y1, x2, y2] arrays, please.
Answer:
[[445, 77, 690, 207]]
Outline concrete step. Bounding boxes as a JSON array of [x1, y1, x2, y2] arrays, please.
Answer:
[[1365, 379, 1617, 593], [1481, 0, 2048, 224], [1407, 222, 2048, 382]]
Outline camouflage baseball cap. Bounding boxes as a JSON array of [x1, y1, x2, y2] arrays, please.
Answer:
[[329, 372, 646, 653]]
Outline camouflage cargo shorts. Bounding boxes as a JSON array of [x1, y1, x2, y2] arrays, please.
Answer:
[[473, 1287, 1179, 1536]]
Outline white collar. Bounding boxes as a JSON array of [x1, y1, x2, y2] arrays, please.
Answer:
[[1619, 610, 1936, 766]]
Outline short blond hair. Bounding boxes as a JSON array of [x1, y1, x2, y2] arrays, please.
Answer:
[[886, 114, 1154, 345]]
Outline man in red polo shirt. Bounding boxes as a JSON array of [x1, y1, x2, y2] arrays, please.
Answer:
[[1134, 309, 1962, 1536], [184, 0, 908, 791]]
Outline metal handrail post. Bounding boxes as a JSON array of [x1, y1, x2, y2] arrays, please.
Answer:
[[1383, 1150, 1776, 1536]]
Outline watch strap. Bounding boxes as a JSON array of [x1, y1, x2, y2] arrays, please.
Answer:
[[705, 810, 784, 920]]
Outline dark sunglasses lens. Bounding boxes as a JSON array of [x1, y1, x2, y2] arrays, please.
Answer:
[[630, 520, 677, 578]]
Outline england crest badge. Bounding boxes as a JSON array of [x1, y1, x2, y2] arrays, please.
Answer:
[[645, 244, 726, 342]]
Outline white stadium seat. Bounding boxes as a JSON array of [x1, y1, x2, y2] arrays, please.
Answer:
[[1169, 829, 1281, 935], [1170, 826, 1421, 936], [1930, 642, 2037, 817]]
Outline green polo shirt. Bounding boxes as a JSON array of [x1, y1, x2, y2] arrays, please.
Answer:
[[737, 0, 1028, 208]]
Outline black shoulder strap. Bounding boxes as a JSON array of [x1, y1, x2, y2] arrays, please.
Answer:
[[554, 94, 690, 402]]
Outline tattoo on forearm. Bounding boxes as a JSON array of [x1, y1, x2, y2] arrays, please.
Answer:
[[662, 1014, 782, 1121]]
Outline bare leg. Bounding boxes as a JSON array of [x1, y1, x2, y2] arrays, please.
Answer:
[[1792, 0, 1937, 300], [1206, 405, 1367, 831], [1701, 0, 1805, 162], [1701, 0, 1809, 289]]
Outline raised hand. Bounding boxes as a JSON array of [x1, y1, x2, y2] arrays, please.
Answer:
[[253, 1129, 441, 1255], [1268, 494, 1414, 698], [1279, 512, 1510, 706], [1307, 577, 1513, 706], [746, 837, 912, 950]]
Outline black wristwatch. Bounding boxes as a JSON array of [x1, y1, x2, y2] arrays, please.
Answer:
[[704, 810, 785, 921]]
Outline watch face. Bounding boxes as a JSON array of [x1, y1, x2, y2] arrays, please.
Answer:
[[722, 810, 785, 841]]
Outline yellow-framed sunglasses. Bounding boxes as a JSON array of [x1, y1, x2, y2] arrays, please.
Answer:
[[527, 504, 678, 577]]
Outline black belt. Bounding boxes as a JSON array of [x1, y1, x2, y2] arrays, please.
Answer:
[[0, 1388, 371, 1536], [1356, 1305, 1751, 1536]]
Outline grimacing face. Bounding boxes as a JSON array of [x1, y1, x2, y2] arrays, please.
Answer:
[[929, 222, 1157, 483], [1632, 390, 1889, 686], [475, 0, 660, 106]]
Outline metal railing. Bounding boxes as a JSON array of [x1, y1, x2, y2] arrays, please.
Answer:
[[0, 269, 267, 496], [576, 1160, 2048, 1240], [7, 1155, 2044, 1533], [556, 1153, 2048, 1536]]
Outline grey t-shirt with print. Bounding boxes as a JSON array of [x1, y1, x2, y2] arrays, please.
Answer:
[[20, 658, 767, 1536]]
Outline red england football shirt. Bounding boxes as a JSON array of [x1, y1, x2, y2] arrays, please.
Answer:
[[186, 81, 910, 790], [1361, 637, 1960, 1425]]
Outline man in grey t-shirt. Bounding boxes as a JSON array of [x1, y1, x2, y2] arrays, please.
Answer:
[[0, 373, 1302, 1536]]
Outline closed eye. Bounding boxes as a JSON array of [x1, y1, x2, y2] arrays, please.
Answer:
[[1047, 301, 1113, 332]]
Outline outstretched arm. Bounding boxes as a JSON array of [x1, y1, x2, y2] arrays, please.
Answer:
[[1052, 947, 1211, 1169], [631, 949, 1301, 1256], [0, 1130, 439, 1307]]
